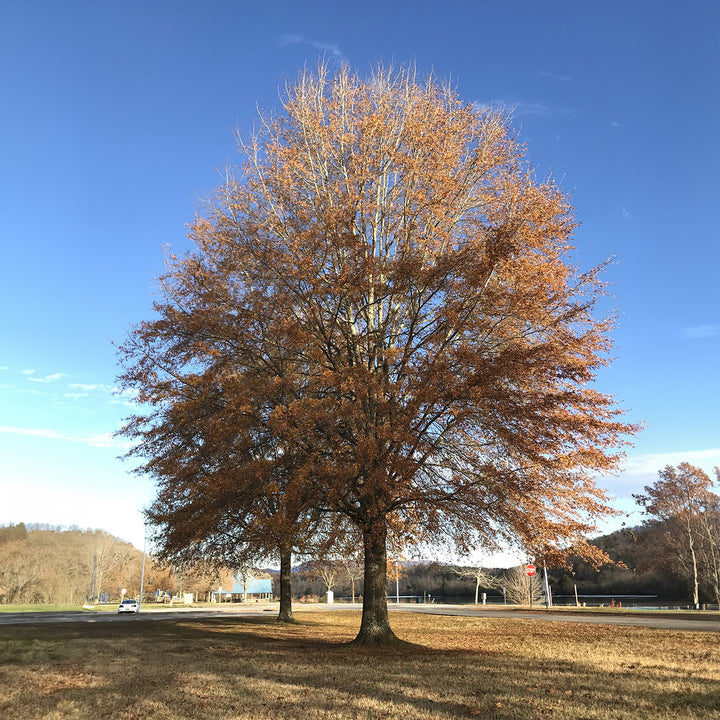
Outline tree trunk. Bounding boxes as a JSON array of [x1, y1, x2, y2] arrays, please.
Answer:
[[351, 517, 399, 646], [686, 516, 700, 606], [277, 544, 294, 623], [701, 514, 720, 605], [689, 539, 700, 607]]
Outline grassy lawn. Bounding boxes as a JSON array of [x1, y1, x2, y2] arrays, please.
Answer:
[[1, 610, 719, 719], [0, 605, 89, 614]]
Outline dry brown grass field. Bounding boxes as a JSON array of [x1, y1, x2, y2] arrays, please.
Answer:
[[1, 610, 719, 719]]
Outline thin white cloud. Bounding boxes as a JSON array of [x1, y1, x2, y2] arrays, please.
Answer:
[[0, 425, 132, 449], [487, 99, 574, 118], [309, 40, 343, 58], [537, 70, 571, 82], [69, 383, 112, 392], [682, 324, 719, 339], [622, 449, 720, 476], [28, 372, 64, 383], [22, 369, 36, 375], [110, 386, 140, 407], [277, 33, 344, 60], [278, 33, 303, 45], [597, 448, 720, 501]]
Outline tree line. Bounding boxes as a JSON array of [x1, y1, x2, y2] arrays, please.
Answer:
[[4, 459, 719, 608], [294, 460, 720, 608], [0, 522, 490, 605], [0, 524, 231, 605], [0, 523, 583, 607], [544, 462, 720, 606]]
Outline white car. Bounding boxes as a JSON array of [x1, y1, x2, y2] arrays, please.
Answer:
[[117, 599, 139, 614]]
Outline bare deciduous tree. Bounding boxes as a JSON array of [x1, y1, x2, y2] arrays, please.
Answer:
[[502, 565, 544, 606], [634, 463, 719, 606], [454, 565, 498, 604]]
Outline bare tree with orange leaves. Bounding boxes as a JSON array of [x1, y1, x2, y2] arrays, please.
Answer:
[[634, 462, 720, 606], [118, 63, 637, 646]]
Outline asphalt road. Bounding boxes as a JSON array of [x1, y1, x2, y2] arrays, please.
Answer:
[[397, 604, 720, 633], [0, 607, 276, 626], [2, 603, 720, 632]]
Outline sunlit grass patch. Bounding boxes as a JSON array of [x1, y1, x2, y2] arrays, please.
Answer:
[[1, 611, 718, 719], [0, 605, 88, 613]]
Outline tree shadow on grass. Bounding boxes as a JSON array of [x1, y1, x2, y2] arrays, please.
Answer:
[[2, 616, 719, 719]]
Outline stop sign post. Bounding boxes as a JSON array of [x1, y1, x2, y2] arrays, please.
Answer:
[[526, 564, 536, 607]]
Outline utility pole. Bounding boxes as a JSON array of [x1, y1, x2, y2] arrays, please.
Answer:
[[139, 524, 147, 611], [89, 549, 97, 603], [543, 561, 552, 608]]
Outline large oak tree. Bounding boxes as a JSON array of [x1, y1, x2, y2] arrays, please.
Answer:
[[119, 63, 636, 645]]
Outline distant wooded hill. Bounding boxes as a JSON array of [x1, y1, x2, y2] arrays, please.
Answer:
[[547, 524, 691, 601], [287, 524, 702, 603], [0, 520, 702, 605], [0, 523, 145, 604], [0, 524, 229, 605]]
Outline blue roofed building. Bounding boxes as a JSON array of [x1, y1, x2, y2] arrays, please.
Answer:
[[213, 575, 273, 602]]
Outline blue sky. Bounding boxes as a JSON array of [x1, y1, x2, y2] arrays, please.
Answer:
[[1, 1, 718, 558]]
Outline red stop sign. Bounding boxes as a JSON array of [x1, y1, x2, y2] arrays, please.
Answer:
[[526, 564, 536, 577]]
